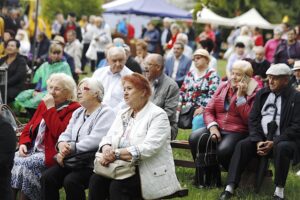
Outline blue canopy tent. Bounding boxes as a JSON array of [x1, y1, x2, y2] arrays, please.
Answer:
[[103, 0, 192, 19]]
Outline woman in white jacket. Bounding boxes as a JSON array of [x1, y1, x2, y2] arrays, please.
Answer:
[[88, 73, 182, 200]]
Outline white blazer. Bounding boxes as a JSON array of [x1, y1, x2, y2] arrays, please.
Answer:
[[99, 102, 182, 199]]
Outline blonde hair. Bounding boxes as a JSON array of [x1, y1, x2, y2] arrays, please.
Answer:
[[47, 73, 77, 101], [49, 43, 63, 54], [232, 60, 253, 78]]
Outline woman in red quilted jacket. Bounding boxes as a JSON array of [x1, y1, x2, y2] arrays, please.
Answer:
[[189, 60, 261, 188], [11, 73, 80, 200]]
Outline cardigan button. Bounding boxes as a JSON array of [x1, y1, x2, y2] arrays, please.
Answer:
[[154, 172, 157, 175]]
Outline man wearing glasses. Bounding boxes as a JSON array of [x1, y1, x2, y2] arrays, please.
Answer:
[[219, 63, 300, 200]]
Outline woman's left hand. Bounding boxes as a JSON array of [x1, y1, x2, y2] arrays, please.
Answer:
[[43, 94, 55, 109], [193, 107, 204, 117], [237, 81, 248, 97], [56, 153, 65, 167]]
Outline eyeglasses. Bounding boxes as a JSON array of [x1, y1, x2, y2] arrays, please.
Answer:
[[48, 86, 64, 92], [78, 86, 90, 92], [52, 51, 62, 55]]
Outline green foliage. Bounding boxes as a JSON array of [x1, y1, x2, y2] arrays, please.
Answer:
[[40, 0, 103, 22]]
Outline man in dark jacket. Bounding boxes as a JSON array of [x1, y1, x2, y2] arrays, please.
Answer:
[[0, 115, 16, 200], [219, 63, 300, 200]]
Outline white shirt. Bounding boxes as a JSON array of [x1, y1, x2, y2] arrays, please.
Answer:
[[93, 66, 133, 114], [171, 57, 180, 80]]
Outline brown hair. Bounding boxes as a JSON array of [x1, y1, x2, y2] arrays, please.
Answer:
[[135, 39, 148, 51], [122, 73, 152, 99]]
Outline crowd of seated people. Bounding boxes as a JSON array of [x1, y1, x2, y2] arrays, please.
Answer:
[[1, 6, 300, 200]]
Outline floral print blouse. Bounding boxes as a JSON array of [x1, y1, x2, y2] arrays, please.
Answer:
[[178, 67, 220, 110]]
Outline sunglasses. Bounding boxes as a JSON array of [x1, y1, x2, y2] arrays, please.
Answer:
[[52, 51, 62, 54]]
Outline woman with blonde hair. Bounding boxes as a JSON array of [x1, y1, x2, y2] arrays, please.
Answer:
[[189, 60, 261, 187], [11, 73, 80, 200]]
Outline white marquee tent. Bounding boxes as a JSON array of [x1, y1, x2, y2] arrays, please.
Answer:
[[197, 7, 276, 30]]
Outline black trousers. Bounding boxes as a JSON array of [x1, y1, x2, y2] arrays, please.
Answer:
[[189, 128, 247, 170], [81, 43, 90, 71], [88, 173, 142, 200], [226, 137, 295, 187], [41, 164, 93, 200]]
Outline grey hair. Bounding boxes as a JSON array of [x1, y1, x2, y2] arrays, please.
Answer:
[[79, 77, 105, 102], [107, 46, 126, 60], [47, 73, 77, 101]]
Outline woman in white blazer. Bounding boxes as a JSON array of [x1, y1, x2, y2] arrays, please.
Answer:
[[89, 73, 182, 200]]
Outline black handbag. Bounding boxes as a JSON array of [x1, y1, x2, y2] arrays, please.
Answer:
[[178, 105, 196, 129], [63, 150, 97, 169], [195, 133, 218, 168], [59, 108, 102, 169]]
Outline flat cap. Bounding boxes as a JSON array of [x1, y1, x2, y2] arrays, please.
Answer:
[[266, 63, 291, 76]]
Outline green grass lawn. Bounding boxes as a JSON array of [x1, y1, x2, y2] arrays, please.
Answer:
[[54, 60, 300, 199]]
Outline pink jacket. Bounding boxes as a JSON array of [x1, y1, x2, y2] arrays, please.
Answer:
[[204, 81, 260, 134]]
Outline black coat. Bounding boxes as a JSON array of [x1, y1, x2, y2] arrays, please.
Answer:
[[0, 54, 27, 103], [249, 86, 300, 164], [0, 115, 16, 200]]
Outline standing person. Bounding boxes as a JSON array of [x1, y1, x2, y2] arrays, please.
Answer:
[[265, 27, 283, 63], [164, 41, 192, 87], [160, 17, 172, 51], [11, 73, 80, 200], [0, 39, 27, 103], [166, 23, 180, 50], [253, 27, 264, 46], [51, 13, 64, 38], [226, 42, 246, 79], [144, 53, 179, 139], [143, 21, 160, 53], [178, 49, 220, 131], [88, 73, 182, 200], [134, 39, 148, 71], [235, 26, 254, 58], [41, 77, 115, 200], [218, 64, 300, 200], [60, 12, 82, 42], [0, 115, 16, 200], [15, 29, 31, 57], [251, 46, 271, 86], [64, 30, 83, 75], [274, 28, 300, 67]]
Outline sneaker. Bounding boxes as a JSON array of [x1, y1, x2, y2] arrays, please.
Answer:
[[218, 191, 233, 200], [273, 194, 284, 200], [296, 170, 300, 176]]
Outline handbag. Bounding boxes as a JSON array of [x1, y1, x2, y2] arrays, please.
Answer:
[[63, 150, 97, 169], [195, 133, 218, 168], [93, 136, 136, 180], [61, 108, 102, 169], [178, 105, 196, 129], [93, 152, 136, 180]]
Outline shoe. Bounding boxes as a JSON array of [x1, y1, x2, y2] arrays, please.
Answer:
[[273, 195, 284, 200], [296, 170, 300, 176], [218, 191, 233, 200]]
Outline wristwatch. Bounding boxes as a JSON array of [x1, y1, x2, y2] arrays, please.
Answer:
[[115, 149, 121, 160]]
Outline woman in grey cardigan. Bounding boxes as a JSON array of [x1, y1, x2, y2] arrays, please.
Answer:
[[41, 77, 115, 200]]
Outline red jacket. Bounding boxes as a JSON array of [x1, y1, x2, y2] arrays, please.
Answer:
[[204, 81, 260, 134], [19, 101, 80, 167]]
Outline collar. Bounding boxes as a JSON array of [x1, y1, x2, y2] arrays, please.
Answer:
[[107, 66, 128, 76], [152, 73, 164, 88], [121, 101, 151, 122]]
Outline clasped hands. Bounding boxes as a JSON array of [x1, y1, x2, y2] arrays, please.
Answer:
[[256, 141, 273, 156], [99, 145, 116, 167], [56, 142, 72, 167]]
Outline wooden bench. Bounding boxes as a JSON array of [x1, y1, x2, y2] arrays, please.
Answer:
[[171, 140, 195, 168]]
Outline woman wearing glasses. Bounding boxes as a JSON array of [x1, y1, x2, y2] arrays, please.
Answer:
[[15, 43, 72, 113], [41, 77, 115, 200], [11, 73, 80, 200]]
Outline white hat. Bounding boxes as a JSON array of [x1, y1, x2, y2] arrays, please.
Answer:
[[193, 49, 210, 62], [292, 60, 300, 71], [266, 63, 291, 76]]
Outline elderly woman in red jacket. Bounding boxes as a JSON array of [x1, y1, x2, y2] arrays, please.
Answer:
[[189, 60, 261, 187], [11, 73, 80, 200]]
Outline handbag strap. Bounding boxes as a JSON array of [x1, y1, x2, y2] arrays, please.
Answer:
[[74, 106, 103, 152], [205, 133, 218, 156], [196, 131, 210, 158]]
